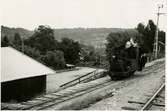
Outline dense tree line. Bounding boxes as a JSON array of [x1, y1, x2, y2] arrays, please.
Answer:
[[1, 25, 81, 70], [106, 19, 165, 69], [1, 25, 104, 69], [136, 20, 165, 53], [3, 20, 163, 70]]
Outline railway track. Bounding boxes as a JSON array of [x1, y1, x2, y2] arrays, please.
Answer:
[[2, 78, 114, 110], [2, 60, 165, 110], [127, 82, 165, 110], [140, 83, 165, 110]]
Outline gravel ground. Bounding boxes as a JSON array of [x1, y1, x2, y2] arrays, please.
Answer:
[[44, 59, 165, 110], [86, 61, 165, 110], [46, 67, 105, 93]]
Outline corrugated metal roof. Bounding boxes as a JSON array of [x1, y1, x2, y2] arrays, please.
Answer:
[[1, 47, 55, 82]]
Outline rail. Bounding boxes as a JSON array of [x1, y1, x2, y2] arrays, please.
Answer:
[[140, 83, 165, 111], [60, 69, 105, 88]]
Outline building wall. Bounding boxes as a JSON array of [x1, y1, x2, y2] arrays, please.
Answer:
[[1, 75, 46, 102]]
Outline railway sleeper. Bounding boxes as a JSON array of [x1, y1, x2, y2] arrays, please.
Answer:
[[157, 95, 165, 98]]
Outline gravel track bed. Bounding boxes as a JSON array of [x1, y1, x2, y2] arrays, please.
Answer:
[[86, 61, 165, 110], [45, 61, 165, 110]]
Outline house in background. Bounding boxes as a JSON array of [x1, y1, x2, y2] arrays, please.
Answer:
[[1, 47, 55, 102]]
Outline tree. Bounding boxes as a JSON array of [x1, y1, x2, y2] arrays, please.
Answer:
[[144, 20, 156, 52], [12, 33, 23, 51], [80, 45, 95, 62], [13, 33, 22, 46], [59, 38, 81, 64], [137, 23, 145, 34], [79, 44, 106, 67], [136, 20, 165, 53], [42, 50, 66, 69], [1, 36, 10, 47], [106, 31, 137, 57], [23, 45, 41, 59], [27, 25, 57, 54], [136, 23, 149, 53]]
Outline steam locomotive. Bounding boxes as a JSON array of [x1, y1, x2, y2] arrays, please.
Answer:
[[108, 38, 147, 80]]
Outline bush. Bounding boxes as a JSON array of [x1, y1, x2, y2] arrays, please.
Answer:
[[42, 50, 66, 70]]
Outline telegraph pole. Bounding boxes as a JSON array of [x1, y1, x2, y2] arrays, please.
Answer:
[[153, 4, 164, 59]]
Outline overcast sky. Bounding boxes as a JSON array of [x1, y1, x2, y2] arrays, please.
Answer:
[[1, 0, 167, 31]]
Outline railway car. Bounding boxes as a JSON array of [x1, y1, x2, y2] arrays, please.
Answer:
[[108, 39, 147, 80]]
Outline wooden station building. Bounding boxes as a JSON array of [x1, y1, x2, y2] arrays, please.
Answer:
[[1, 47, 55, 102]]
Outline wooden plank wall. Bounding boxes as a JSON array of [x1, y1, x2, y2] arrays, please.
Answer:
[[1, 75, 46, 102]]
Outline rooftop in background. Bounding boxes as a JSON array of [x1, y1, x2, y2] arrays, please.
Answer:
[[1, 47, 55, 83]]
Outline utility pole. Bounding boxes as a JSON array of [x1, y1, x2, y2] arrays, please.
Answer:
[[153, 4, 165, 59]]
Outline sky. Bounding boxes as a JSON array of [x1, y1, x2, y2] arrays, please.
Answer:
[[1, 0, 167, 31]]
